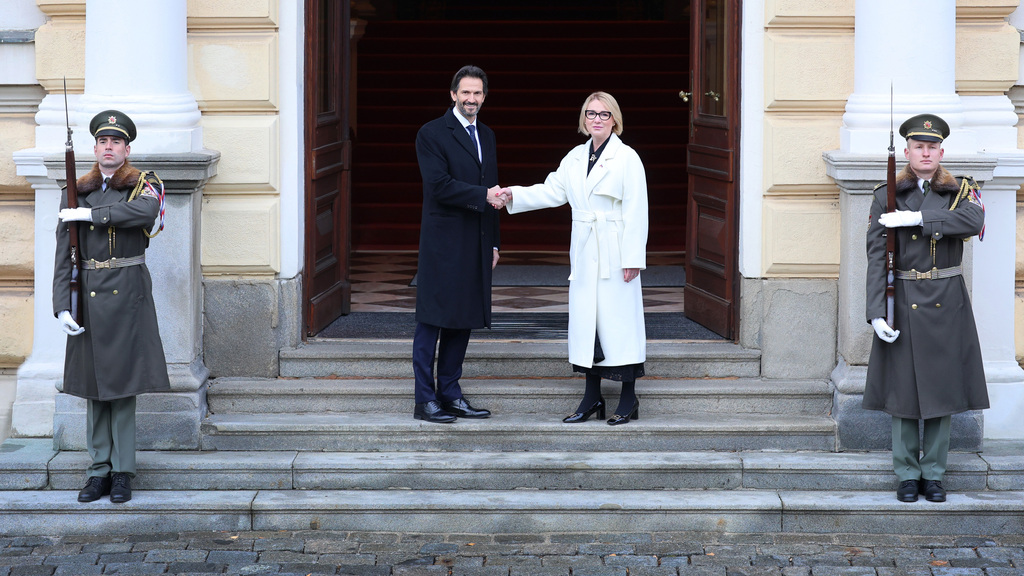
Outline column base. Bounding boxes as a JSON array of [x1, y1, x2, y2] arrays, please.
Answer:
[[982, 361, 1024, 440], [54, 384, 207, 451], [10, 357, 61, 438], [831, 359, 984, 451]]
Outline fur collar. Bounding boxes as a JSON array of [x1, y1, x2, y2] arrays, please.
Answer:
[[895, 164, 958, 195], [76, 161, 141, 194]]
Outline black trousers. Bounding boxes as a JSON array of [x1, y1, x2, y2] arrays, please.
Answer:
[[412, 322, 471, 404]]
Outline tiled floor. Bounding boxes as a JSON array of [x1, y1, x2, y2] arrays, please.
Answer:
[[351, 251, 685, 313]]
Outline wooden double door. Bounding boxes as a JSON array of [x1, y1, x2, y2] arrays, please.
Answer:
[[303, 0, 741, 339]]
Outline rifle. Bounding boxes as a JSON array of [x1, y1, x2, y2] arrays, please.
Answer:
[[63, 78, 82, 325], [885, 85, 896, 329]]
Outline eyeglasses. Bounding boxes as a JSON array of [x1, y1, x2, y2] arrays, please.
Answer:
[[585, 110, 612, 121]]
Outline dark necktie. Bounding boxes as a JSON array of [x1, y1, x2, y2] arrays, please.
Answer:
[[102, 177, 110, 191], [922, 181, 930, 196], [467, 125, 480, 162]]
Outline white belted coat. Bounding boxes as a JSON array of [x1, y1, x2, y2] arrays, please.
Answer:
[[508, 133, 648, 368]]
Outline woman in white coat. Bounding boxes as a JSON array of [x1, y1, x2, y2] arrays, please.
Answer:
[[505, 92, 649, 425]]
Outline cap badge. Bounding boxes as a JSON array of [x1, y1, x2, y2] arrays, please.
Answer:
[[923, 120, 932, 129], [107, 115, 117, 125]]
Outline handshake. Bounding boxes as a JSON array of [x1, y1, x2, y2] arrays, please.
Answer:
[[487, 186, 513, 210]]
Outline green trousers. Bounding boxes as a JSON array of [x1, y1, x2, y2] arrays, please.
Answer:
[[86, 396, 137, 478], [892, 415, 951, 482]]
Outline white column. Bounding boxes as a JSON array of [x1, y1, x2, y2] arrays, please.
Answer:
[[840, 0, 973, 155], [13, 0, 205, 439], [76, 0, 200, 154], [973, 162, 1024, 439], [963, 0, 1024, 439], [830, 0, 1024, 446]]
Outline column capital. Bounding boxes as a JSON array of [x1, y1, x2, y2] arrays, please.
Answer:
[[822, 151, 997, 192], [42, 151, 221, 196]]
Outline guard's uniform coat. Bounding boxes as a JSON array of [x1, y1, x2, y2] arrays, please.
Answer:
[[52, 161, 170, 401], [864, 165, 988, 419], [414, 108, 501, 329], [509, 133, 648, 368]]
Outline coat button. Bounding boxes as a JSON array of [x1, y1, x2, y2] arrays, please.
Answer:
[[113, 290, 118, 295], [90, 225, 95, 231], [936, 303, 941, 308], [90, 291, 96, 297], [911, 234, 917, 240], [911, 304, 918, 310]]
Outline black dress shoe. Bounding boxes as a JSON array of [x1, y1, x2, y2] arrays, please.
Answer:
[[920, 479, 946, 502], [109, 472, 132, 503], [414, 400, 457, 423], [563, 398, 606, 423], [78, 475, 111, 503], [607, 401, 639, 426], [441, 397, 491, 419], [896, 479, 920, 502]]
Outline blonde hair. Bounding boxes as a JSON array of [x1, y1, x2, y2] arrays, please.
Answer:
[[578, 91, 623, 137]]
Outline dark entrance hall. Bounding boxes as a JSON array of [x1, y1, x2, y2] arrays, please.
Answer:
[[349, 1, 691, 253]]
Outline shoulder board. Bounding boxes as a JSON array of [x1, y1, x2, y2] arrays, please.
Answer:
[[950, 176, 981, 211], [873, 182, 885, 191], [140, 170, 162, 186]]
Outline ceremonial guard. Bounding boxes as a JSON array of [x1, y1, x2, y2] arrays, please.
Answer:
[[864, 113, 988, 503], [53, 110, 170, 503]]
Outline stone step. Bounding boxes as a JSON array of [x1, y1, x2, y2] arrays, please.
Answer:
[[3, 489, 1023, 536], [279, 340, 761, 379], [37, 447, 1009, 493], [199, 412, 838, 452], [207, 377, 832, 416]]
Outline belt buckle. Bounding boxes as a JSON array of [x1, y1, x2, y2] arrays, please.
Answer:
[[94, 259, 110, 269]]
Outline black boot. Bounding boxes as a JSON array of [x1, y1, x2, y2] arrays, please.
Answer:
[[109, 472, 132, 503], [78, 475, 111, 503]]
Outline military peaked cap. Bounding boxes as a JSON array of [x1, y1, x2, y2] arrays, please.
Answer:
[[899, 113, 949, 143], [90, 109, 137, 142]]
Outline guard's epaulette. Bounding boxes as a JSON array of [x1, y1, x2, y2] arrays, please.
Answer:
[[873, 182, 885, 191], [948, 175, 980, 211], [127, 171, 162, 202], [126, 170, 166, 238]]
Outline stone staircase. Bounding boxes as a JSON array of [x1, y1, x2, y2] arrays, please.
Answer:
[[2, 339, 1024, 536]]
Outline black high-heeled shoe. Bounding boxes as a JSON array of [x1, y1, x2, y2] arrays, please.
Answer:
[[563, 397, 606, 423], [607, 401, 639, 426]]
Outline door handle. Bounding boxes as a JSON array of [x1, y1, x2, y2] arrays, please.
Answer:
[[705, 91, 720, 102], [678, 91, 691, 103]]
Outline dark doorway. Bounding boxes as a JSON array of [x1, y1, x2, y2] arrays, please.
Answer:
[[349, 1, 690, 253]]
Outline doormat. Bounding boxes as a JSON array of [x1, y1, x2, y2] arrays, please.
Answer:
[[316, 312, 723, 340], [410, 265, 686, 287]]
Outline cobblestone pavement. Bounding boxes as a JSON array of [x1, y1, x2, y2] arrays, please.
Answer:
[[1, 530, 1023, 575]]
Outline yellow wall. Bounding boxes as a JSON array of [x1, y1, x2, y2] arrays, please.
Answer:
[[762, 0, 853, 277], [188, 0, 282, 276], [0, 0, 83, 369]]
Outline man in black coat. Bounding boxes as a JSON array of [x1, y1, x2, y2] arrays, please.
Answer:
[[412, 65, 508, 423], [54, 110, 170, 503], [864, 113, 988, 503]]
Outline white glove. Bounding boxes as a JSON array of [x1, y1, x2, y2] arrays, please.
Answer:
[[871, 317, 899, 343], [58, 309, 84, 336], [878, 210, 922, 228], [59, 207, 93, 222]]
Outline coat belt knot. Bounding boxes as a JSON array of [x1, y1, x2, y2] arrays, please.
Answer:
[[571, 209, 622, 281]]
